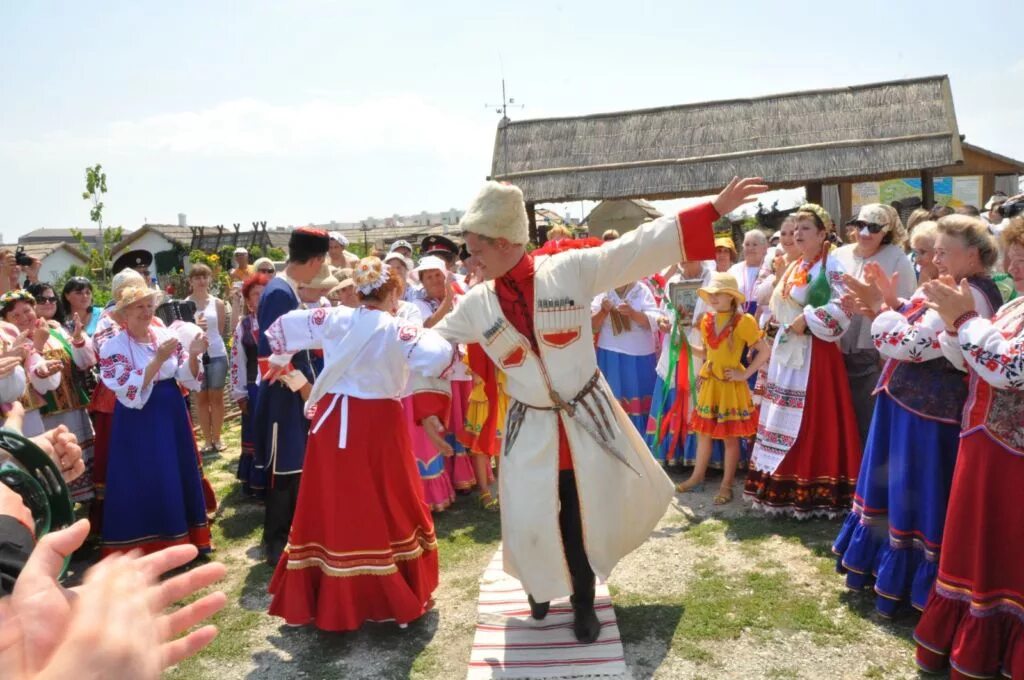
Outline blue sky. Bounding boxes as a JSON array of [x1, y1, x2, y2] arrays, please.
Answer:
[[2, 0, 1022, 239]]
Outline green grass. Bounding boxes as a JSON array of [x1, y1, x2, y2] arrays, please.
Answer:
[[161, 422, 918, 678]]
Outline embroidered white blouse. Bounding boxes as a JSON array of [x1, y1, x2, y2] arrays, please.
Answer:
[[99, 325, 203, 409]]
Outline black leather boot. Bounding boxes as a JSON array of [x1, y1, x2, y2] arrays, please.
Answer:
[[570, 590, 600, 644], [527, 594, 550, 620]]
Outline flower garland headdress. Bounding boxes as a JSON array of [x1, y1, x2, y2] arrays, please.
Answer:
[[353, 257, 391, 295]]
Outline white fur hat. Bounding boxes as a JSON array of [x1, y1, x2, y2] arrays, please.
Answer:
[[458, 181, 529, 245]]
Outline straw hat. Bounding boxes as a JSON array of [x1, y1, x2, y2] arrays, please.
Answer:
[[113, 285, 162, 314], [111, 269, 147, 298], [697, 272, 745, 305], [304, 262, 339, 290]]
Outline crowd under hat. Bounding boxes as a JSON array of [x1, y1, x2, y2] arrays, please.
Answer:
[[328, 231, 349, 247], [289, 227, 331, 260], [458, 181, 529, 245], [389, 239, 413, 254], [984, 192, 1008, 211], [233, 246, 248, 255], [698, 272, 746, 306], [383, 251, 413, 270], [714, 236, 737, 254], [253, 257, 276, 273], [421, 234, 459, 258], [111, 269, 147, 298], [111, 249, 153, 275], [414, 255, 448, 274], [113, 284, 162, 314], [334, 268, 355, 289], [851, 204, 893, 231], [0, 289, 35, 317]]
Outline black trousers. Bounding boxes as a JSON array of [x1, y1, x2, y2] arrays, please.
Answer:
[[264, 473, 301, 559], [558, 470, 595, 608]]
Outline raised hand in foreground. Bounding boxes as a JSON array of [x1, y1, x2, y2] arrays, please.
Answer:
[[1, 519, 227, 679]]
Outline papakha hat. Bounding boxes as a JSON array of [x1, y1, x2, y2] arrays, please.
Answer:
[[457, 181, 529, 245]]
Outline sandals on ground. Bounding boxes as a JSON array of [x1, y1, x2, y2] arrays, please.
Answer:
[[675, 478, 706, 494], [479, 490, 499, 512], [713, 486, 735, 505]]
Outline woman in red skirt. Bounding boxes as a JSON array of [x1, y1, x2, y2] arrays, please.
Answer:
[[915, 271, 1024, 679], [744, 205, 862, 518], [262, 257, 457, 631]]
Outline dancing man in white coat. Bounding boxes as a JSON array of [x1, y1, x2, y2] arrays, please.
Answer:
[[414, 177, 767, 642]]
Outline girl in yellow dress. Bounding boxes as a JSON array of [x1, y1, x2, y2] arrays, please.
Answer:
[[676, 272, 769, 504]]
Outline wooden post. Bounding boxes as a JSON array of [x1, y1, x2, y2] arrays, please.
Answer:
[[805, 182, 823, 206], [838, 182, 854, 224], [526, 202, 538, 245], [921, 170, 935, 209]]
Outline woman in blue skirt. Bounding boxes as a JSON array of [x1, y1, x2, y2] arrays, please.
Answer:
[[592, 280, 660, 433], [832, 216, 1002, 615], [230, 274, 269, 499], [98, 284, 212, 556]]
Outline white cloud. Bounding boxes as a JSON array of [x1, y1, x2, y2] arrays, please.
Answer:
[[5, 95, 496, 162]]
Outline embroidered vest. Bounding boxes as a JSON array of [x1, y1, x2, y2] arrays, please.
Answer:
[[962, 297, 1024, 454], [882, 276, 1002, 423]]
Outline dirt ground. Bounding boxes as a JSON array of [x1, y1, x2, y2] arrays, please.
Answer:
[[161, 430, 933, 680]]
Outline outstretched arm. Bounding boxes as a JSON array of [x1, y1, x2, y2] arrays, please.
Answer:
[[579, 178, 767, 296]]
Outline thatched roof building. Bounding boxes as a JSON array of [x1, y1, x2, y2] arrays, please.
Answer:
[[583, 199, 664, 236], [490, 75, 963, 206]]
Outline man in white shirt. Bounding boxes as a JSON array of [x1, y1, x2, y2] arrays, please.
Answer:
[[727, 229, 768, 315]]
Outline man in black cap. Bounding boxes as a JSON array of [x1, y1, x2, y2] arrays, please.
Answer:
[[421, 234, 466, 288], [111, 249, 154, 279], [253, 227, 330, 566]]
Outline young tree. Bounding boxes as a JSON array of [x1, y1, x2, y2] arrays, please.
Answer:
[[82, 164, 108, 283]]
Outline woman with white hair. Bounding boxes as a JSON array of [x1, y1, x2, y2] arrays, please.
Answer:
[[98, 283, 211, 555]]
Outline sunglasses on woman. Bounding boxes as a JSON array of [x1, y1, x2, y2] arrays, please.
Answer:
[[849, 220, 887, 234], [258, 268, 275, 274], [37, 296, 57, 303]]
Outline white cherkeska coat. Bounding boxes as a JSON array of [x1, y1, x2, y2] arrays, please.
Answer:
[[423, 205, 716, 602]]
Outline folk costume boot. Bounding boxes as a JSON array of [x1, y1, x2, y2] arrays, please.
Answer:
[[570, 576, 600, 644], [527, 594, 550, 620]]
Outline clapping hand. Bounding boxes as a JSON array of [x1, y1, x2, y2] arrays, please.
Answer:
[[2, 330, 31, 363], [195, 313, 208, 333], [840, 275, 882, 317], [70, 314, 85, 344], [600, 298, 614, 313], [34, 360, 63, 380], [32, 321, 51, 351], [656, 316, 671, 333], [188, 334, 209, 358], [923, 275, 975, 330], [155, 338, 179, 363]]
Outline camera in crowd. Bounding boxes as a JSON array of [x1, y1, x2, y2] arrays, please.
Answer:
[[13, 246, 35, 268], [998, 197, 1024, 220]]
